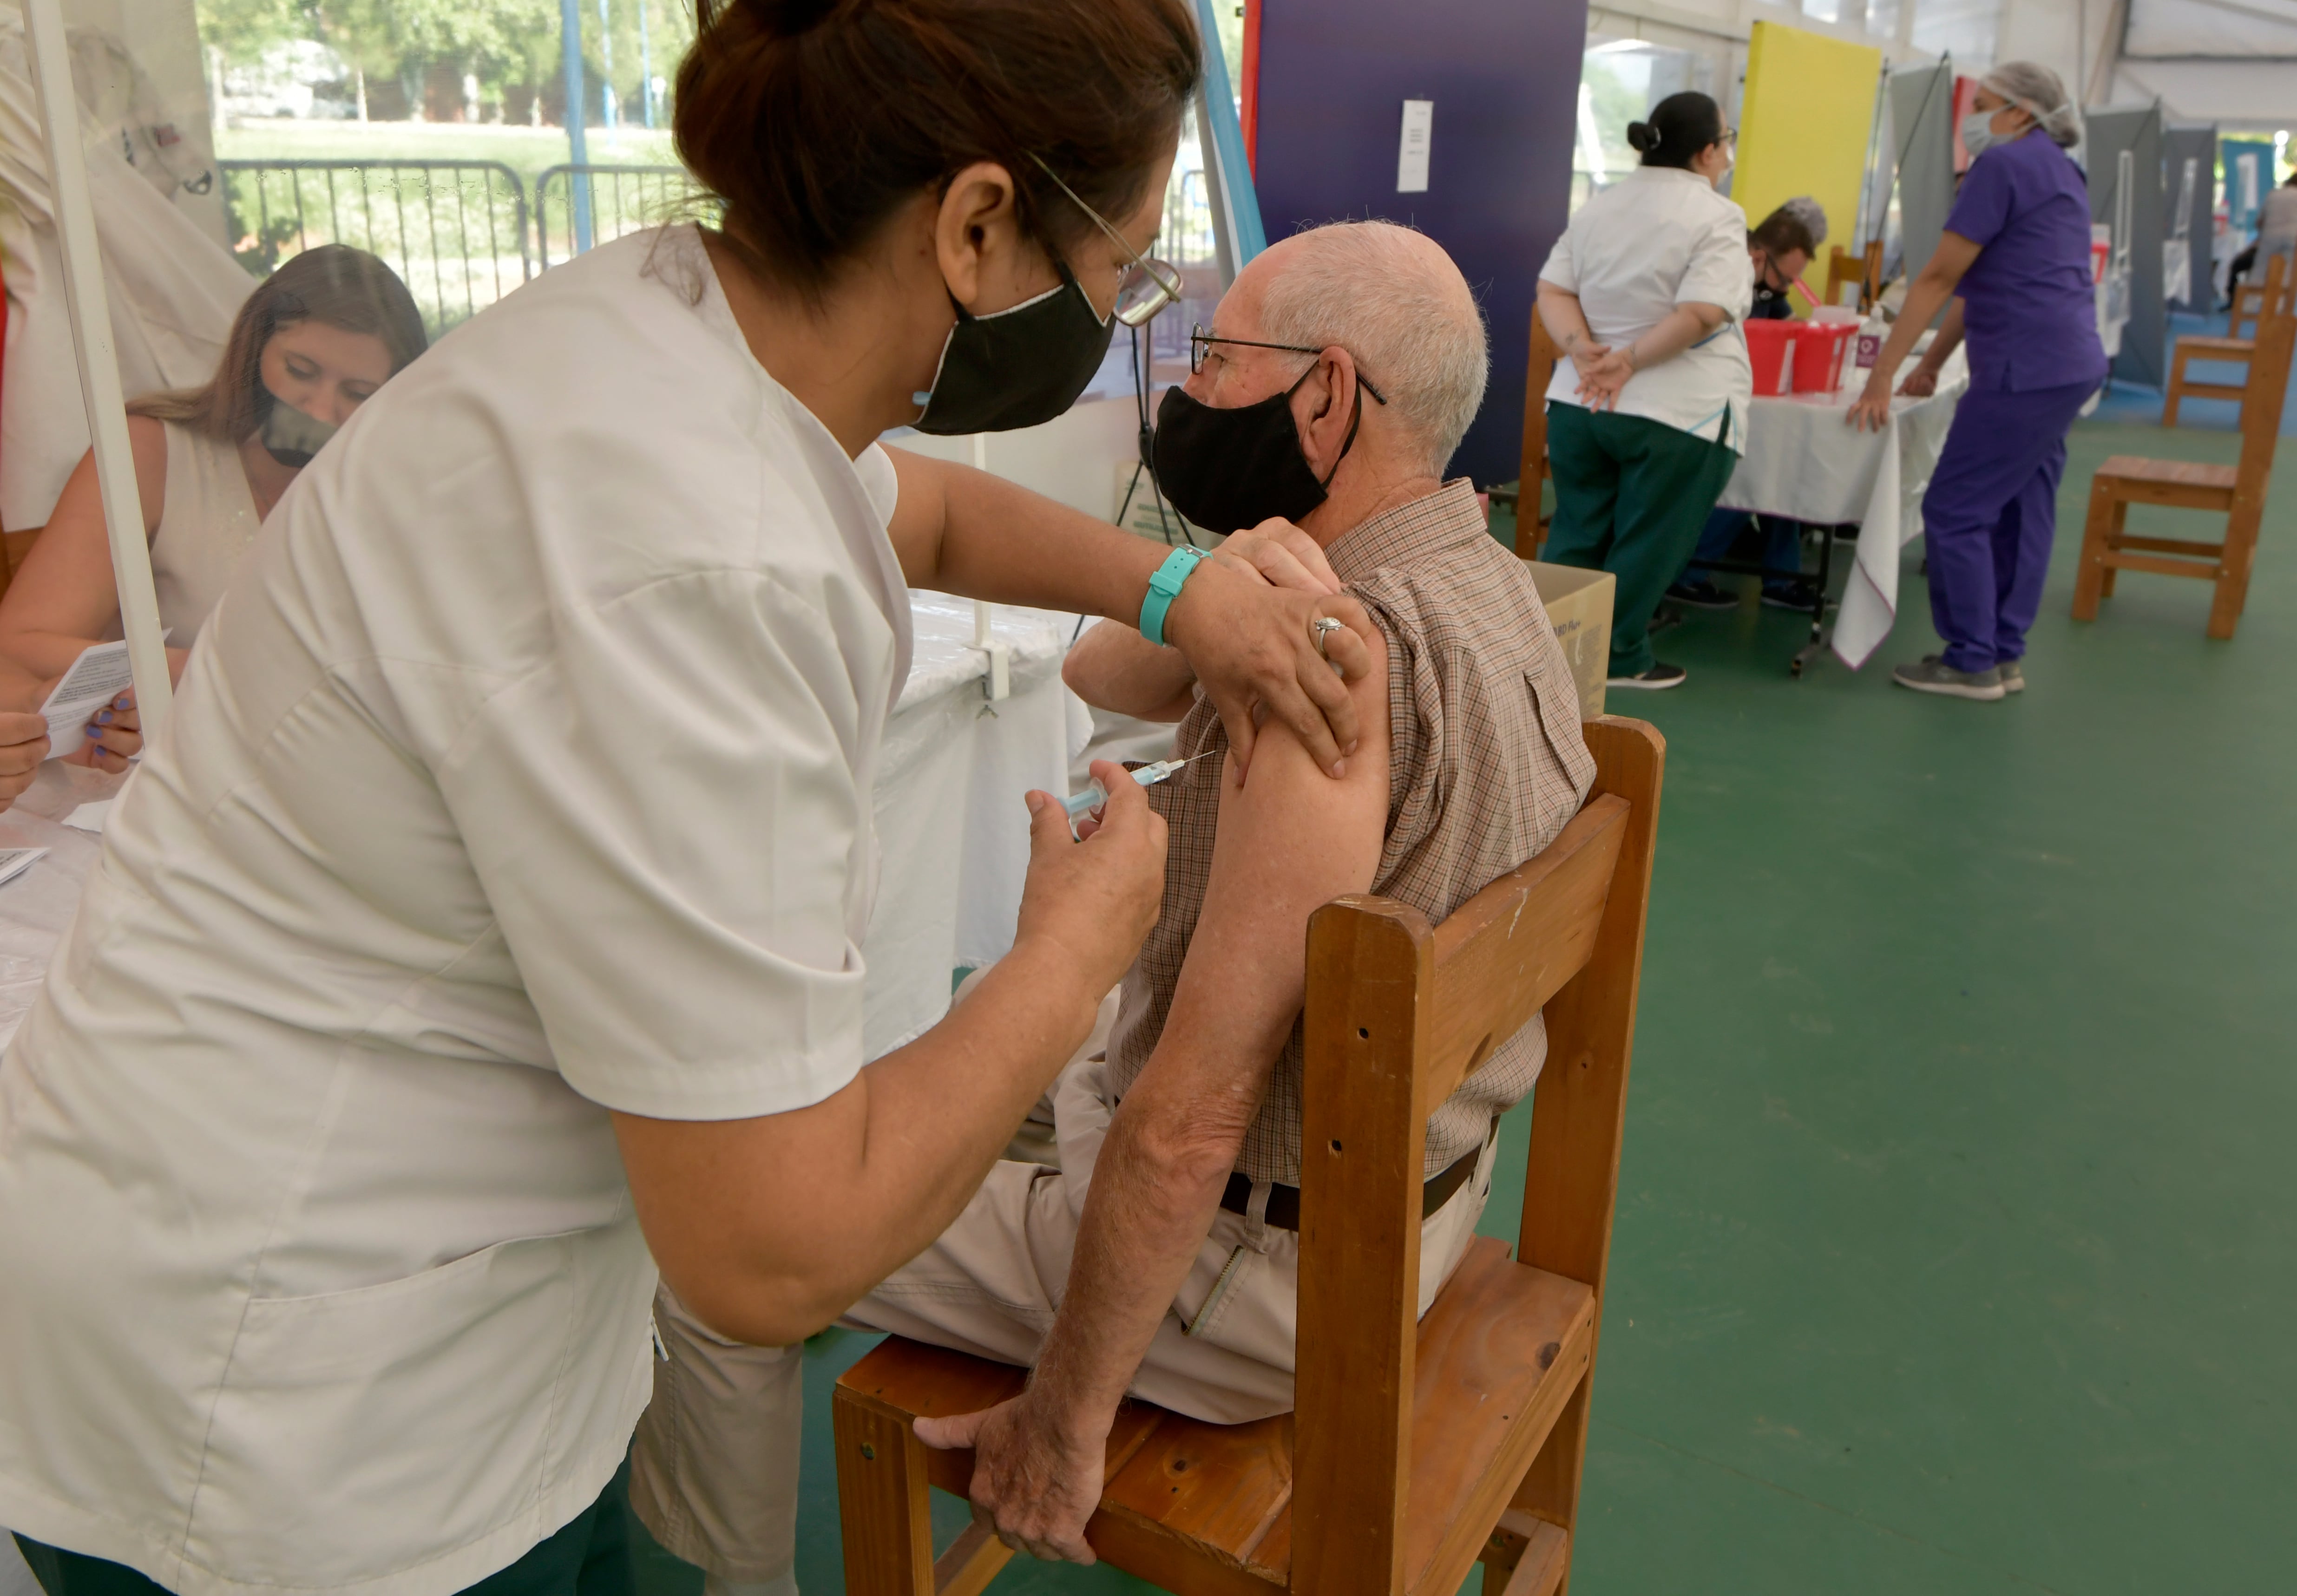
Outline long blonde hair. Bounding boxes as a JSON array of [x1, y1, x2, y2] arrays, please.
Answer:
[[131, 245, 428, 441]]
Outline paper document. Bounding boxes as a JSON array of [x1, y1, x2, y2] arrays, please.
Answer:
[[0, 849, 46, 889], [39, 641, 136, 760], [1397, 99, 1433, 193]]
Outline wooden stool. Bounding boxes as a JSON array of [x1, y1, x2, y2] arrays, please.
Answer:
[[2074, 287, 2294, 639], [2165, 255, 2289, 428], [834, 718, 1667, 1596]]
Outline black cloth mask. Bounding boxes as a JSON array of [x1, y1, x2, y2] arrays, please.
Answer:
[[256, 383, 340, 468], [1150, 368, 1367, 536], [911, 264, 1114, 435]]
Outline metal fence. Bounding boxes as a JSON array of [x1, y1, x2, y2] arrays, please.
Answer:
[[534, 164, 715, 269], [220, 160, 532, 338]]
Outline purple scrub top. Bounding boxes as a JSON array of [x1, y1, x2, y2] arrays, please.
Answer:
[[1944, 132, 2111, 393]]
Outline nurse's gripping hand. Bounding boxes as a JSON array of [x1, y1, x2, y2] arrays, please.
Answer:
[[1016, 759, 1168, 1001], [1162, 559, 1373, 782], [0, 711, 49, 810]]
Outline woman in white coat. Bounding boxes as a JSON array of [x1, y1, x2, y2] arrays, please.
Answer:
[[0, 2, 1371, 1594]]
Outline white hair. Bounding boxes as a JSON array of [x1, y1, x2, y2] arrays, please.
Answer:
[[1256, 221, 1488, 472], [1984, 61, 2082, 149], [1779, 196, 1828, 247]]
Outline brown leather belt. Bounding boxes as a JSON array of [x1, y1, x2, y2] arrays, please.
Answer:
[[1218, 1142, 1483, 1233]]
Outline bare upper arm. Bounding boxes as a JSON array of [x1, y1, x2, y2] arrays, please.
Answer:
[[0, 419, 168, 651], [1120, 626, 1393, 1131]]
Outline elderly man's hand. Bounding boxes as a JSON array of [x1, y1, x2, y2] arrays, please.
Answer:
[[1212, 520, 1344, 597], [916, 1390, 1108, 1565]]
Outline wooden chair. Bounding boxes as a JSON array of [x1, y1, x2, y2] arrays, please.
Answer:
[[2073, 284, 2293, 639], [834, 715, 1666, 1596], [2164, 254, 2290, 427], [1509, 314, 1560, 559], [1823, 242, 1882, 311]]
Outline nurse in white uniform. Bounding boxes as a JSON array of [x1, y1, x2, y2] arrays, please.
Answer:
[[0, 2, 1370, 1594]]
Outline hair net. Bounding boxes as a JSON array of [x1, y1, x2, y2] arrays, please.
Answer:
[[1982, 62, 2083, 149], [1779, 196, 1829, 246]]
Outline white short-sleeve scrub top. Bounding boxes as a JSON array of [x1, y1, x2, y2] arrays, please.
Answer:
[[0, 226, 911, 1596], [1538, 164, 1755, 452]]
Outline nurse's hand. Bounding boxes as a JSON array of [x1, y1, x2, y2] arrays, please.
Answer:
[[1162, 559, 1372, 780], [1015, 759, 1167, 998], [1846, 374, 1896, 432], [1213, 520, 1344, 596], [1897, 365, 1940, 399], [0, 711, 49, 809], [74, 691, 141, 773]]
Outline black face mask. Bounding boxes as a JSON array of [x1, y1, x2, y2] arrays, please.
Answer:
[[911, 265, 1115, 435], [256, 383, 340, 468], [1150, 369, 1368, 536]]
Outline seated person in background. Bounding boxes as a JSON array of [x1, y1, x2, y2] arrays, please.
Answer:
[[0, 245, 424, 766], [1670, 199, 1827, 612], [846, 221, 1596, 1561]]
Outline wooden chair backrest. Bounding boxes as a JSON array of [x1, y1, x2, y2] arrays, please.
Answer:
[[1819, 243, 1874, 310], [2232, 254, 2294, 339], [2234, 271, 2295, 509], [1516, 314, 1559, 558], [1290, 716, 1663, 1594]]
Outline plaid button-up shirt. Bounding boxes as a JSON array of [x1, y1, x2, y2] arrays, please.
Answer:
[[1106, 479, 1597, 1185]]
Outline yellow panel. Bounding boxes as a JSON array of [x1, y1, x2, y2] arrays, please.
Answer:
[[1733, 20, 1883, 314]]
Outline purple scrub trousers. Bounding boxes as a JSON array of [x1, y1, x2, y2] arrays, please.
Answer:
[[1918, 378, 2095, 673]]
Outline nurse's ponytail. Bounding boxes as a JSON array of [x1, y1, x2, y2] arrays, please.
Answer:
[[676, 0, 1199, 299], [1627, 92, 1725, 171]]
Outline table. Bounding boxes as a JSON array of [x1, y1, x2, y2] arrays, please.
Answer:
[[1714, 346, 1968, 670], [0, 597, 1088, 1061]]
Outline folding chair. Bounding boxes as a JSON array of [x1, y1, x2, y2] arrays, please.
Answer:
[[2074, 275, 2294, 639], [833, 716, 1667, 1596], [2165, 255, 2290, 428]]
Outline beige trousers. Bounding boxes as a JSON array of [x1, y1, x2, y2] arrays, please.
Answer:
[[630, 1004, 1493, 1574]]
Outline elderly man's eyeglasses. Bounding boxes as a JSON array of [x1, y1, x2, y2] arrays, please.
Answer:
[[1188, 327, 1391, 404], [1029, 155, 1185, 328]]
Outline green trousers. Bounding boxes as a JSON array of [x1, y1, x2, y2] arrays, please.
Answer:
[[1541, 403, 1740, 677], [14, 1469, 636, 1596]]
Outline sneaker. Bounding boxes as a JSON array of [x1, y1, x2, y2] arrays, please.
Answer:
[[1608, 662, 1688, 690], [1891, 655, 2006, 701], [1663, 579, 1740, 611], [1759, 579, 1825, 612], [1998, 660, 2025, 693]]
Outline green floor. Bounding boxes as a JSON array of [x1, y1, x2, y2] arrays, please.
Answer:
[[634, 418, 2297, 1594]]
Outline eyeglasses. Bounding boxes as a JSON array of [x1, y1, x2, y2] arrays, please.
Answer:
[[1028, 154, 1185, 328], [1188, 326, 1390, 404]]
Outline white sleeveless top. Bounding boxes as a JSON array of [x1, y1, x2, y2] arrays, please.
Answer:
[[145, 420, 263, 642]]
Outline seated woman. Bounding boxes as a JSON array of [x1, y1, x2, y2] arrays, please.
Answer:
[[0, 245, 425, 767]]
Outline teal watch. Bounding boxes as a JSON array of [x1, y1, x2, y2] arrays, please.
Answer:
[[1138, 545, 1208, 648]]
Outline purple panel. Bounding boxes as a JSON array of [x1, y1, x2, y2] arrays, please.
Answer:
[[1254, 0, 1590, 487]]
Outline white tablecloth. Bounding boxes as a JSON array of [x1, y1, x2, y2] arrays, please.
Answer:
[[0, 596, 1088, 1062], [1715, 347, 1968, 668]]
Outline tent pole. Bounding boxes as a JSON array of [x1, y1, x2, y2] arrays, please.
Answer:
[[21, 0, 174, 743]]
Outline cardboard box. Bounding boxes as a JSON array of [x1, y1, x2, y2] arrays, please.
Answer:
[[1524, 562, 1614, 721]]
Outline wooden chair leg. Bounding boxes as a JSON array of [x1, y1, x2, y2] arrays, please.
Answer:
[[2164, 351, 2187, 428], [1506, 1374, 1593, 1594], [2208, 509, 2262, 641], [2099, 501, 2126, 598], [2071, 484, 2116, 620], [833, 1385, 937, 1596]]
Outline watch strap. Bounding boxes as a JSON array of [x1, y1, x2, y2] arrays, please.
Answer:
[[1138, 545, 1208, 648]]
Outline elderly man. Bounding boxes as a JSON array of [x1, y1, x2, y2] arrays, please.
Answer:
[[845, 221, 1596, 1562]]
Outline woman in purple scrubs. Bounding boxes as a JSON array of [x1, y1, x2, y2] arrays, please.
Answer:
[[1849, 62, 2108, 701]]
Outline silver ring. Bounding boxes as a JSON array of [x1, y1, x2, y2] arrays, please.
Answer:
[[1311, 616, 1345, 659]]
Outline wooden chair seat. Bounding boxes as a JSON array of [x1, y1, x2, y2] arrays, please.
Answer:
[[837, 1238, 1595, 1596], [2076, 268, 2291, 640]]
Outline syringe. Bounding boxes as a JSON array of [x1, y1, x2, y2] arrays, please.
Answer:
[[1061, 750, 1214, 834]]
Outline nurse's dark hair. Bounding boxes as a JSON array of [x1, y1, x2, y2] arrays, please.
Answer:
[[1626, 92, 1725, 170], [675, 0, 1200, 296], [127, 246, 427, 443]]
